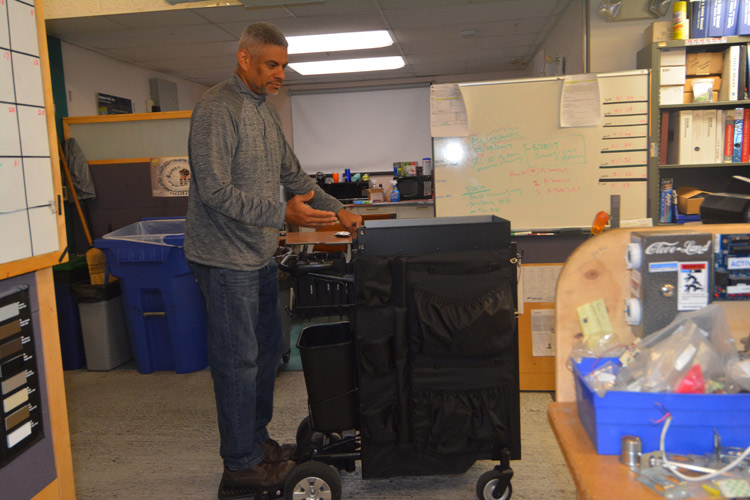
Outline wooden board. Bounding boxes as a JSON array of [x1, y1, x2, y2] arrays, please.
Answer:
[[548, 402, 664, 500]]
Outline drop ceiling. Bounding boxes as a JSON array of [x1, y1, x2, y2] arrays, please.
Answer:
[[45, 0, 575, 89]]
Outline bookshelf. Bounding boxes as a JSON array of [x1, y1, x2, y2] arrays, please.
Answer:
[[637, 36, 750, 223]]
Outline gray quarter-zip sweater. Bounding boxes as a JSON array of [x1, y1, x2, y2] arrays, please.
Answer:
[[185, 73, 343, 270]]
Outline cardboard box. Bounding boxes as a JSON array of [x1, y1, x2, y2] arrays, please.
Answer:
[[660, 65, 686, 85], [366, 188, 384, 202], [643, 21, 672, 45], [660, 85, 684, 105], [676, 186, 711, 214], [684, 75, 721, 92], [661, 47, 687, 66], [683, 90, 719, 103], [686, 52, 723, 75]]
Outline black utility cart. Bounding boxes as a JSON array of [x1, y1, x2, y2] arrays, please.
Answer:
[[289, 216, 521, 500]]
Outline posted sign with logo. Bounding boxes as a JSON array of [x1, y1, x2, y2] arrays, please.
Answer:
[[150, 157, 191, 197]]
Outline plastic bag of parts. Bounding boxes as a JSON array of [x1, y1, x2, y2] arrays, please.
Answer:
[[598, 0, 622, 21], [584, 360, 619, 397], [614, 305, 750, 394], [568, 324, 626, 372]]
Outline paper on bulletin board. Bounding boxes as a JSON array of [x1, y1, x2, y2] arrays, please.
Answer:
[[429, 84, 469, 137], [531, 308, 555, 357], [522, 265, 563, 303], [150, 157, 191, 197]]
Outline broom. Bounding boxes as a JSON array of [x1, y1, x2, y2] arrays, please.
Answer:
[[58, 139, 109, 285]]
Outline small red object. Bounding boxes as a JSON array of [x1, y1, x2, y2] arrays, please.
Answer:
[[675, 364, 705, 394]]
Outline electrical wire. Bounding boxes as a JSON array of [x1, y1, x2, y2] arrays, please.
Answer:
[[659, 415, 750, 482]]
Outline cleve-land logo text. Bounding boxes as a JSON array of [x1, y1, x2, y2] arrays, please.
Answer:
[[644, 240, 711, 255]]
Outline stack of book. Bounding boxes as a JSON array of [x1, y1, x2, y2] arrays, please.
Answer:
[[692, 0, 750, 38], [663, 107, 750, 164]]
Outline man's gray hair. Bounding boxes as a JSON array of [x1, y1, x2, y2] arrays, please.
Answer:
[[238, 22, 288, 54]]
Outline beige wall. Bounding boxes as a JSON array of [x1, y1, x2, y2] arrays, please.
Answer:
[[62, 42, 209, 117], [588, 0, 670, 73], [527, 0, 585, 77]]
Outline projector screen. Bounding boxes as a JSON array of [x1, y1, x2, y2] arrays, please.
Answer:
[[290, 86, 431, 174]]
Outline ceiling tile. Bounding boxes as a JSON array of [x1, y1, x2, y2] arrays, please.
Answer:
[[105, 9, 209, 28], [284, 0, 380, 16], [45, 0, 575, 88], [221, 11, 386, 38], [106, 41, 239, 62], [382, 0, 562, 28], [189, 5, 291, 23], [63, 24, 236, 50], [46, 16, 130, 35]]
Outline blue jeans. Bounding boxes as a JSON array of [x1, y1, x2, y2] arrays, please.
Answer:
[[189, 260, 283, 470]]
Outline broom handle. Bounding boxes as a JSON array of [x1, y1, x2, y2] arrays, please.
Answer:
[[58, 139, 94, 247]]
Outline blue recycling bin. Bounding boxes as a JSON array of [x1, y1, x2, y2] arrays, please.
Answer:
[[52, 255, 89, 370], [94, 219, 207, 374]]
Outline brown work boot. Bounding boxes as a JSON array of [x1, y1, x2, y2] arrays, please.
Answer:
[[219, 460, 296, 495], [261, 438, 297, 462]]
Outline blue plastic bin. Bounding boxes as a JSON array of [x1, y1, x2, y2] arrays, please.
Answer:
[[574, 357, 750, 456], [94, 219, 207, 374]]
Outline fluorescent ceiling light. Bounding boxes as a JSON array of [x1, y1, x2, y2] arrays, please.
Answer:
[[289, 56, 405, 75], [287, 30, 393, 54]]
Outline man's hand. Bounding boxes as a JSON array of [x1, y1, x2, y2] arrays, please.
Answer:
[[337, 208, 363, 234], [285, 191, 338, 228]]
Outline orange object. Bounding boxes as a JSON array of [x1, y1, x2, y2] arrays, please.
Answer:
[[591, 211, 609, 235], [332, 172, 339, 183]]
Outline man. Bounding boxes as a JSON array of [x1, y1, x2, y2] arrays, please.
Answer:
[[185, 21, 361, 497]]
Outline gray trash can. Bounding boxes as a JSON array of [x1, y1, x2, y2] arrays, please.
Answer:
[[71, 281, 132, 371]]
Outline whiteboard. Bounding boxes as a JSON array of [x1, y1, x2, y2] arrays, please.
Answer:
[[433, 71, 648, 231], [0, 0, 60, 265]]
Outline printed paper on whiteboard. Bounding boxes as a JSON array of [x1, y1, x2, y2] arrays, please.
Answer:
[[430, 84, 469, 137], [560, 74, 601, 128]]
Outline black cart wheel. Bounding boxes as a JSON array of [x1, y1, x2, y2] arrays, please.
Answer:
[[476, 470, 512, 500], [284, 460, 341, 500]]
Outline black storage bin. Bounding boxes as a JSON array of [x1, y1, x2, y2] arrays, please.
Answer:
[[287, 252, 354, 318], [297, 322, 358, 432]]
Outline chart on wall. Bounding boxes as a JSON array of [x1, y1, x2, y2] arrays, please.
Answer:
[[0, 0, 59, 265], [433, 71, 648, 230], [0, 286, 44, 468]]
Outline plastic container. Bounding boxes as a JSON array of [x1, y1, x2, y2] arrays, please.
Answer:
[[672, 1, 688, 40], [52, 255, 89, 370], [297, 322, 357, 432], [574, 357, 750, 455], [94, 219, 208, 374], [389, 181, 400, 202], [71, 281, 132, 371]]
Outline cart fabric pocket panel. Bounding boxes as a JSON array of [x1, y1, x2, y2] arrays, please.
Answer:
[[408, 270, 515, 356], [409, 354, 517, 457]]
